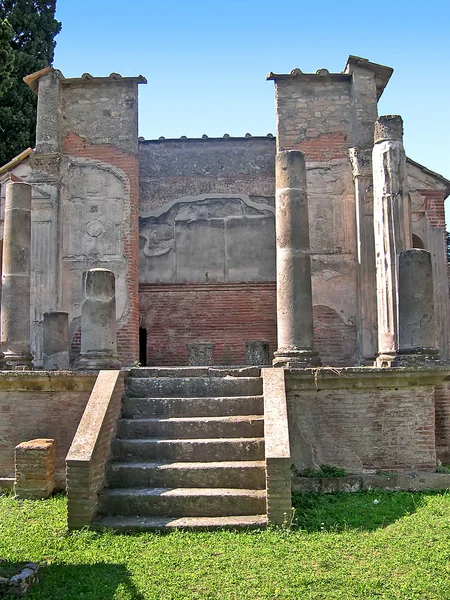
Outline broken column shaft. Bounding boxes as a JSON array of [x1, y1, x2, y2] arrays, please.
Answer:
[[397, 249, 439, 364], [76, 268, 121, 370], [273, 150, 320, 367], [372, 115, 411, 366], [1, 182, 33, 369]]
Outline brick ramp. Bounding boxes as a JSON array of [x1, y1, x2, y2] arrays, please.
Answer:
[[95, 367, 267, 531]]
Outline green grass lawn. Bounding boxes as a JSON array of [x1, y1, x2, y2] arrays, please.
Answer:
[[1, 490, 450, 599]]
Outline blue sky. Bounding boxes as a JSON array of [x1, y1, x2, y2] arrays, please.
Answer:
[[54, 0, 449, 186]]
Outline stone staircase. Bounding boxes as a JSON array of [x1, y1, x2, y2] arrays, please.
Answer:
[[95, 367, 267, 531]]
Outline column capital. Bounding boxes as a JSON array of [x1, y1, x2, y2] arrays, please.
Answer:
[[374, 115, 403, 144], [348, 148, 372, 178]]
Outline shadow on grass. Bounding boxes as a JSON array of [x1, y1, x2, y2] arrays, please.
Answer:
[[26, 562, 144, 600], [291, 490, 440, 533]]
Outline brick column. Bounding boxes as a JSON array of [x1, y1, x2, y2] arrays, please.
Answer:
[[273, 150, 320, 368]]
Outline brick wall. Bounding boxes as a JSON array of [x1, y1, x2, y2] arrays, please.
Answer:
[[139, 283, 359, 367], [66, 371, 124, 529], [63, 133, 139, 365], [274, 77, 352, 156], [416, 189, 446, 229], [297, 132, 348, 161], [70, 326, 81, 366], [313, 305, 357, 366], [0, 373, 96, 488], [287, 371, 437, 473], [139, 282, 277, 366], [434, 382, 450, 464]]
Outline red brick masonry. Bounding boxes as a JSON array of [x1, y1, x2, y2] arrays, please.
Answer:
[[139, 282, 277, 366]]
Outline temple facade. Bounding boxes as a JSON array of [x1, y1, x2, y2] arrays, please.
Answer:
[[0, 55, 449, 370]]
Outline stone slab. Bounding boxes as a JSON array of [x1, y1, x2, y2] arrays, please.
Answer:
[[292, 472, 450, 493]]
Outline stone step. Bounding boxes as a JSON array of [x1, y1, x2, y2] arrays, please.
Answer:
[[126, 377, 263, 399], [129, 367, 261, 378], [100, 487, 266, 517], [113, 437, 265, 462], [94, 514, 268, 532], [108, 460, 266, 489], [122, 396, 264, 418], [117, 415, 264, 439]]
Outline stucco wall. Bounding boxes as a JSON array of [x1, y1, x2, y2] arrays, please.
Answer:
[[139, 137, 276, 285], [138, 137, 277, 365]]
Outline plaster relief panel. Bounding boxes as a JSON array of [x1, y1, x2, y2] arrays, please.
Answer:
[[64, 165, 123, 259], [61, 160, 129, 324], [227, 217, 275, 281], [175, 219, 225, 282], [139, 195, 275, 284]]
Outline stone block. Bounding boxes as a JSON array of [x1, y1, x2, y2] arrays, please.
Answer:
[[187, 343, 215, 366], [245, 341, 270, 365], [0, 562, 39, 597], [14, 438, 55, 499]]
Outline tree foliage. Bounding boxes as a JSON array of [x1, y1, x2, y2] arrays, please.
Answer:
[[0, 1, 61, 166]]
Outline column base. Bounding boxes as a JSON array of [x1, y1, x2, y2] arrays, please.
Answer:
[[375, 348, 441, 368], [0, 352, 34, 370], [273, 347, 321, 368], [75, 351, 121, 371]]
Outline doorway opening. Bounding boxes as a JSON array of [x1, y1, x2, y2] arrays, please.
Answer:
[[139, 327, 148, 366]]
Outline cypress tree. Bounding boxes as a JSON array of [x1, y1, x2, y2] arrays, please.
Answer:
[[0, 1, 61, 166]]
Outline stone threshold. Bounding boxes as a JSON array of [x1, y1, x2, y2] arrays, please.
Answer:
[[128, 366, 263, 378], [292, 472, 450, 493]]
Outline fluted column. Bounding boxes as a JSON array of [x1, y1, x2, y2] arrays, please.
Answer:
[[273, 150, 320, 368], [1, 182, 33, 369], [349, 148, 377, 364], [373, 115, 411, 367]]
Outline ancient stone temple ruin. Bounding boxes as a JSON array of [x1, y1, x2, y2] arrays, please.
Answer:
[[1, 55, 450, 530]]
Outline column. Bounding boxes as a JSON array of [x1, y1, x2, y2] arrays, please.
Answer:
[[372, 115, 411, 366], [1, 182, 33, 369], [397, 249, 439, 365], [349, 148, 377, 364], [76, 268, 121, 370], [273, 150, 320, 368], [43, 312, 69, 370]]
